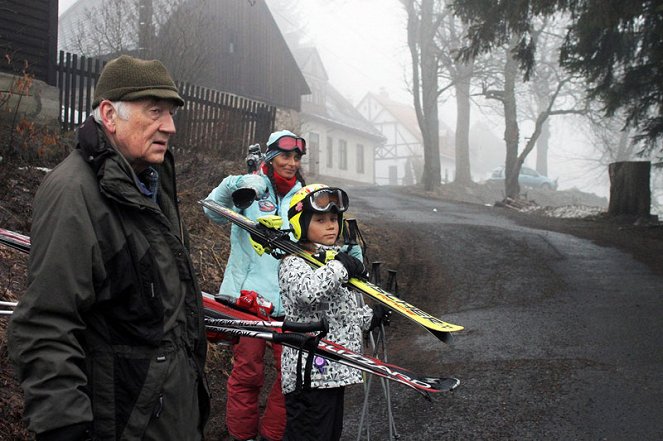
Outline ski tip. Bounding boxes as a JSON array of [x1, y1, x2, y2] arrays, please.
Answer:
[[432, 329, 456, 345], [431, 376, 460, 393], [416, 377, 460, 397]]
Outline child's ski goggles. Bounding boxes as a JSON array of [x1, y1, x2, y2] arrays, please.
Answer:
[[307, 188, 349, 213], [269, 135, 307, 155]]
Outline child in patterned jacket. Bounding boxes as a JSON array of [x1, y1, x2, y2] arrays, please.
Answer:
[[278, 184, 385, 441]]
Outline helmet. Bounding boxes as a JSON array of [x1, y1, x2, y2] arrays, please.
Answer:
[[288, 184, 349, 242]]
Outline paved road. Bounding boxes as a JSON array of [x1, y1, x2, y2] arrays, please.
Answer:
[[338, 185, 663, 440]]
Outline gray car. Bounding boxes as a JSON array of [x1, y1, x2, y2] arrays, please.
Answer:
[[487, 166, 558, 190]]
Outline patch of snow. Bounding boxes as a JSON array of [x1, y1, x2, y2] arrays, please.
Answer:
[[18, 167, 51, 173], [522, 204, 606, 219]]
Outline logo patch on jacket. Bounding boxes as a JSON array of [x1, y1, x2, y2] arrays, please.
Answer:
[[258, 200, 276, 212]]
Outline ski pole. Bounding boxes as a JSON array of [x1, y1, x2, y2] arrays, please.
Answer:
[[205, 317, 328, 335], [357, 325, 398, 441], [377, 322, 399, 440], [0, 300, 17, 316]]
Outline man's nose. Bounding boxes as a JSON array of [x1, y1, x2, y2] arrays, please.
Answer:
[[160, 113, 176, 134]]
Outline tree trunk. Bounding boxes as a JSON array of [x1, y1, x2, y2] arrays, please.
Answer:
[[419, 0, 441, 190], [138, 0, 154, 57], [454, 71, 472, 184], [608, 161, 651, 217], [536, 120, 550, 176], [503, 48, 520, 198]]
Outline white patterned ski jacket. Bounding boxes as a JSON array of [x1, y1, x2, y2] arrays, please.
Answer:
[[279, 249, 373, 394]]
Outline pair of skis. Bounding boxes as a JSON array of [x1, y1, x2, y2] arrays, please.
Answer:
[[0, 228, 459, 395], [199, 199, 464, 344], [203, 293, 458, 395]]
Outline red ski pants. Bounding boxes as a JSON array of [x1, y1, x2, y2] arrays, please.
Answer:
[[226, 336, 285, 441]]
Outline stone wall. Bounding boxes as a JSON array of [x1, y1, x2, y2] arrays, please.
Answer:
[[0, 72, 60, 130]]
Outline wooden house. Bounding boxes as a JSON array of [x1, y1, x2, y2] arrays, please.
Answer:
[[58, 0, 309, 112], [0, 0, 58, 84]]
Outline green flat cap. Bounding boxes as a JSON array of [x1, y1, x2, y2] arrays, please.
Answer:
[[93, 55, 184, 108]]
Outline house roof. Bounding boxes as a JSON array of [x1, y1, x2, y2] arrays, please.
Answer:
[[302, 85, 386, 140], [294, 47, 384, 141], [293, 48, 329, 83]]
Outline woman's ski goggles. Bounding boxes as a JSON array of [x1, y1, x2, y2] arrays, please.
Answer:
[[307, 188, 349, 213], [270, 135, 307, 155]]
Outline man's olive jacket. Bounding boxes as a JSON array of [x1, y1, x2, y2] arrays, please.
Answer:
[[8, 116, 209, 440]]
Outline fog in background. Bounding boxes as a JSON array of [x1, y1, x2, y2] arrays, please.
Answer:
[[58, 0, 618, 198]]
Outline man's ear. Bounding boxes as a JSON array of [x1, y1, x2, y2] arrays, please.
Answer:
[[98, 100, 117, 133]]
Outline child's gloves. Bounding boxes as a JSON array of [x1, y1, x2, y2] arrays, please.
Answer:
[[369, 303, 392, 331], [333, 251, 367, 279]]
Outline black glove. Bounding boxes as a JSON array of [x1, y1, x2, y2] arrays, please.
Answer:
[[36, 423, 91, 441], [369, 303, 392, 331], [231, 187, 257, 210], [333, 251, 367, 279]]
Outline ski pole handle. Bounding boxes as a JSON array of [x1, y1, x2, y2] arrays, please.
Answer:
[[272, 332, 321, 349], [344, 218, 359, 245], [281, 318, 328, 335]]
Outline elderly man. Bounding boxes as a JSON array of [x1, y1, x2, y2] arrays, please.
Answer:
[[8, 55, 209, 441]]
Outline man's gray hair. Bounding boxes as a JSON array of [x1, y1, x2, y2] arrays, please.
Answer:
[[91, 101, 131, 123]]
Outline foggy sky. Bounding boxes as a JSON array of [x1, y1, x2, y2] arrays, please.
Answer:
[[56, 0, 617, 198]]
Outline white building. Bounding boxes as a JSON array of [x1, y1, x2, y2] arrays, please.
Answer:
[[357, 91, 455, 185], [294, 48, 385, 185]]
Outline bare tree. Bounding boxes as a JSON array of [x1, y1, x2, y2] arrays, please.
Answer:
[[66, 0, 142, 56], [403, 0, 441, 191], [478, 19, 587, 199], [433, 4, 476, 185], [59, 0, 213, 81]]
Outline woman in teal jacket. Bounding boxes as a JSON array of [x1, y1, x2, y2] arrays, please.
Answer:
[[204, 130, 306, 441]]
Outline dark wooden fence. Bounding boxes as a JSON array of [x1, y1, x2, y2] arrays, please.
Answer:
[[55, 51, 275, 158]]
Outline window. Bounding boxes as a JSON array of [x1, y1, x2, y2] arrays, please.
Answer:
[[521, 167, 538, 176], [307, 132, 319, 171], [339, 140, 347, 170], [326, 137, 333, 167], [356, 144, 364, 173]]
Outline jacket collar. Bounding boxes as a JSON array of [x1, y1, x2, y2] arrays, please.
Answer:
[[76, 115, 166, 210]]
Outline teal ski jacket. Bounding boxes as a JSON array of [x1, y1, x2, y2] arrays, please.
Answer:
[[204, 172, 301, 316]]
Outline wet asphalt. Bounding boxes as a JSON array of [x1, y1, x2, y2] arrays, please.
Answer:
[[338, 185, 663, 440]]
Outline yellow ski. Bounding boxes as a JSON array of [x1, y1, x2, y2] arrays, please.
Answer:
[[200, 199, 463, 344]]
